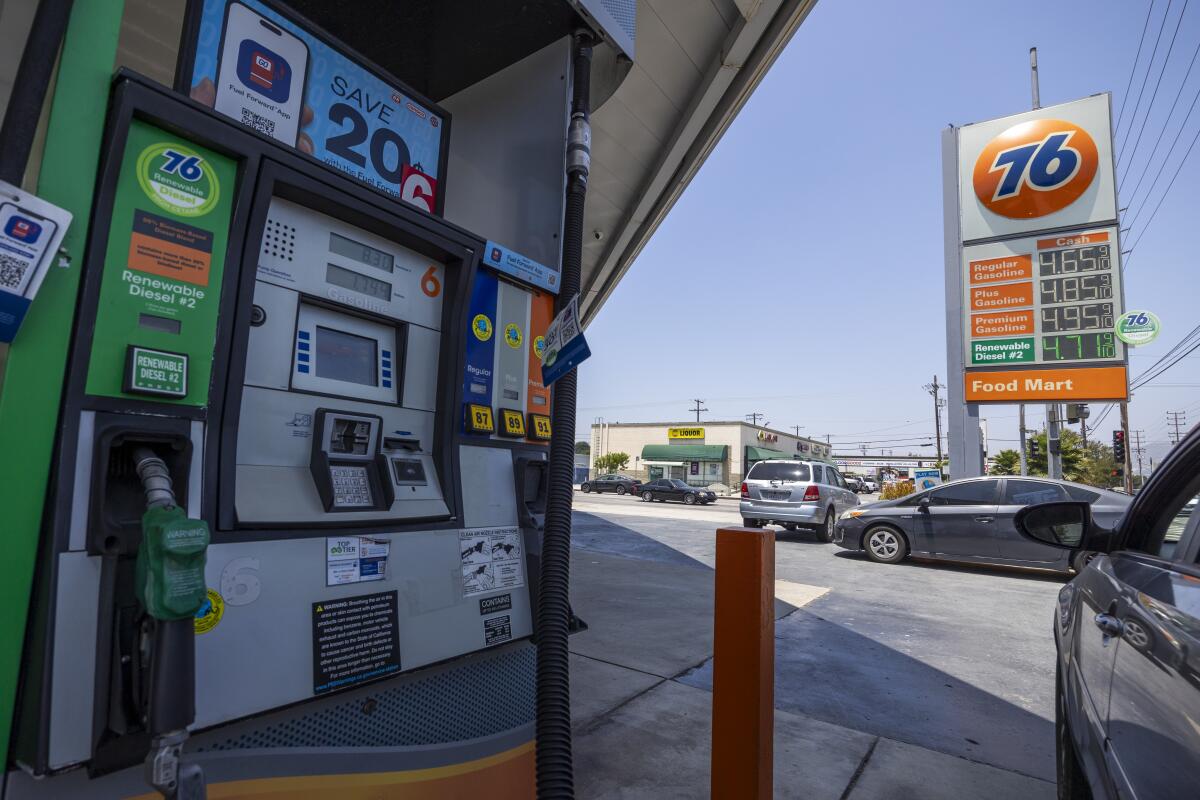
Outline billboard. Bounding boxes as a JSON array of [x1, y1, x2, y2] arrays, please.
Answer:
[[951, 94, 1127, 404]]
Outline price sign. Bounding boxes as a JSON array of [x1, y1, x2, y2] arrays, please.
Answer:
[[464, 403, 494, 435], [963, 227, 1125, 368], [498, 409, 526, 438], [528, 414, 552, 441]]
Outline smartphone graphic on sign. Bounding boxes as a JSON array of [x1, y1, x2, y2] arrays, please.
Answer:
[[215, 2, 308, 146]]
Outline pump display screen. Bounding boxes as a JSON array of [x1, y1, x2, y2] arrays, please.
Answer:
[[315, 327, 377, 386], [330, 232, 394, 273], [326, 264, 392, 301]]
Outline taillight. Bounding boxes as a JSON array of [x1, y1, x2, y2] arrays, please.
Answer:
[[740, 482, 748, 498], [802, 484, 820, 502]]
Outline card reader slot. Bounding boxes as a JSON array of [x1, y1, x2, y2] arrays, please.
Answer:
[[383, 436, 421, 451]]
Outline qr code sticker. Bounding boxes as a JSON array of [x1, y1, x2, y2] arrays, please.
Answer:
[[240, 108, 276, 137], [0, 253, 31, 291]]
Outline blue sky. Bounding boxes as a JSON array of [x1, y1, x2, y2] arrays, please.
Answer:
[[577, 0, 1200, 471]]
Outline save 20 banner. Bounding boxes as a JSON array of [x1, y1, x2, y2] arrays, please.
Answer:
[[184, 0, 446, 213]]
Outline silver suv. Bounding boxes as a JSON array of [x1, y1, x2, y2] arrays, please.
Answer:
[[740, 460, 859, 541]]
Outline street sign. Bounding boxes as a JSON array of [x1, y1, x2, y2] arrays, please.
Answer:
[[963, 227, 1124, 368]]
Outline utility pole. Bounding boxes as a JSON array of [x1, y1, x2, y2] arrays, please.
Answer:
[[689, 399, 708, 423], [791, 425, 804, 437], [1047, 404, 1062, 480], [1030, 47, 1040, 109], [1167, 410, 1188, 445], [924, 376, 944, 469], [1119, 402, 1133, 493], [1018, 405, 1028, 476], [1131, 430, 1145, 482], [745, 412, 764, 427]]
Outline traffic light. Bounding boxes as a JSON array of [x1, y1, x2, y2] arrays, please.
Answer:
[[1111, 467, 1125, 479], [1113, 430, 1126, 462], [1028, 439, 1040, 458]]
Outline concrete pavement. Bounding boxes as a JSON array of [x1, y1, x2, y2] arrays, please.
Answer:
[[567, 495, 1058, 798]]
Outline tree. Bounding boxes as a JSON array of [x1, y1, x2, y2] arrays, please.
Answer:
[[1024, 429, 1118, 488], [593, 452, 630, 473], [991, 449, 1021, 475], [575, 441, 590, 455]]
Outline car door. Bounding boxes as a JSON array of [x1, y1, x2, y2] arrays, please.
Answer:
[[828, 468, 856, 515], [1102, 494, 1200, 800], [916, 479, 1002, 559], [995, 479, 1072, 566]]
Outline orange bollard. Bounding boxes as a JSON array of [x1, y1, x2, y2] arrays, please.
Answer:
[[710, 526, 774, 800]]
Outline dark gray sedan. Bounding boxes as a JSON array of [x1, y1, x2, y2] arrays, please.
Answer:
[[833, 476, 1130, 571]]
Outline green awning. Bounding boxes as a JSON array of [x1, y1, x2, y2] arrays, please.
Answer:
[[641, 444, 728, 462], [745, 446, 790, 461]]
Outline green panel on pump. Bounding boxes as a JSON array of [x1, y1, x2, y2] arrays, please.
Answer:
[[85, 120, 236, 406]]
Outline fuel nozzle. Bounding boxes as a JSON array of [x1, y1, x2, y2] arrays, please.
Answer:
[[132, 447, 209, 798]]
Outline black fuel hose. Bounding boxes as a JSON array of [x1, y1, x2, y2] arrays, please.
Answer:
[[535, 29, 592, 800]]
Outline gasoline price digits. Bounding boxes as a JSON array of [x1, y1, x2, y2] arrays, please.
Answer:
[[1041, 332, 1117, 362], [1038, 244, 1110, 276], [1040, 302, 1114, 333], [1039, 273, 1113, 305]]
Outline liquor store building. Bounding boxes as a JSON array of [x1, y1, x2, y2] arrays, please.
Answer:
[[587, 421, 834, 488]]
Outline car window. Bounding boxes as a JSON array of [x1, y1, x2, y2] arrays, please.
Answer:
[[1064, 485, 1101, 503], [1002, 480, 1069, 505], [928, 480, 999, 506], [1157, 495, 1198, 561], [747, 462, 811, 482], [669, 479, 689, 489], [829, 468, 846, 488]]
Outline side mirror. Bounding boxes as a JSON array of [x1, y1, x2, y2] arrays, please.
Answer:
[[918, 495, 931, 513], [1014, 501, 1092, 549]]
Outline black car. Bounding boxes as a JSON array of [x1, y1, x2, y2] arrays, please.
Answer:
[[640, 479, 716, 505], [580, 473, 642, 496], [1013, 426, 1200, 799], [834, 476, 1130, 572]]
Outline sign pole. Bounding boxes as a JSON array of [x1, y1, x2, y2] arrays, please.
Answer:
[[1120, 401, 1134, 493], [1018, 405, 1028, 475], [1046, 403, 1062, 479]]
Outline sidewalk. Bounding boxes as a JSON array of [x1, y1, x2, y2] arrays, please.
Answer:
[[567, 547, 1056, 799]]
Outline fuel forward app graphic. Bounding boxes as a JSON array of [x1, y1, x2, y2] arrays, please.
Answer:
[[236, 39, 291, 103], [4, 216, 41, 244]]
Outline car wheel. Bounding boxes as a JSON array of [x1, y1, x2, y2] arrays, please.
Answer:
[[1070, 550, 1096, 574], [1056, 664, 1091, 800], [581, 483, 591, 493], [782, 522, 798, 531], [684, 493, 696, 505], [742, 518, 759, 528], [642, 491, 653, 502], [816, 511, 835, 543], [863, 524, 907, 563], [617, 485, 627, 496]]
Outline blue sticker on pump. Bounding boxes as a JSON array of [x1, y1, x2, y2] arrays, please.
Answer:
[[483, 240, 559, 295]]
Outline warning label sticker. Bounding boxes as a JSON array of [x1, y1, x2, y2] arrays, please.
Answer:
[[484, 614, 512, 646], [128, 209, 214, 286], [460, 527, 524, 597], [312, 590, 400, 695]]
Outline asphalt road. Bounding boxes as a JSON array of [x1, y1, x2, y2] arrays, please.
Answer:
[[570, 491, 1065, 782]]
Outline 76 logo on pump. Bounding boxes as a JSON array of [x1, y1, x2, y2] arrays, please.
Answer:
[[972, 119, 1098, 219]]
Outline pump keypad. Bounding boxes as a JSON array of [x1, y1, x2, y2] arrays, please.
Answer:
[[330, 465, 373, 507]]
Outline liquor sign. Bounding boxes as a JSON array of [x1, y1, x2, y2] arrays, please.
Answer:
[[951, 94, 1127, 403]]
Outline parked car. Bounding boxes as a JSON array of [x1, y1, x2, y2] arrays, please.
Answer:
[[843, 475, 865, 493], [740, 460, 859, 541], [580, 474, 642, 496], [860, 477, 879, 493], [1012, 425, 1200, 800], [640, 479, 716, 505], [834, 476, 1130, 570]]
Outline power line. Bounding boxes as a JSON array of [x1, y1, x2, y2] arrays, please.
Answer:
[[1124, 77, 1200, 235], [1125, 118, 1200, 260], [1118, 0, 1192, 177], [1121, 17, 1200, 199], [1168, 410, 1189, 443], [1117, 0, 1160, 132], [745, 411, 764, 426], [1118, 0, 1177, 150], [688, 398, 708, 422]]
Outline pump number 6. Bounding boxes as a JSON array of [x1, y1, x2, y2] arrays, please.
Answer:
[[421, 265, 441, 298], [221, 557, 261, 607]]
